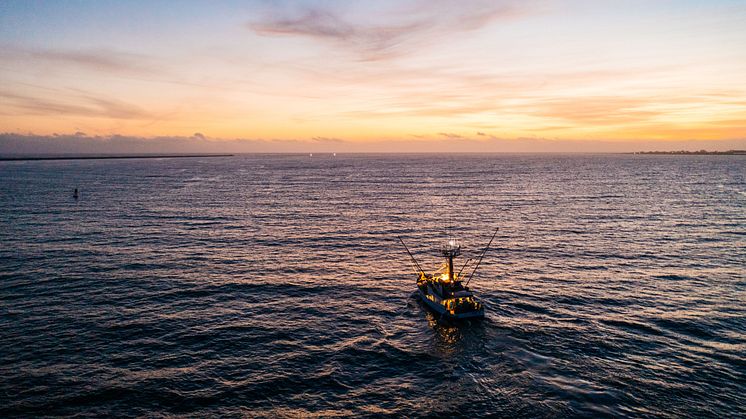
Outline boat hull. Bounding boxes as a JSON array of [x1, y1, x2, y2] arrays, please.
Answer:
[[417, 287, 484, 320]]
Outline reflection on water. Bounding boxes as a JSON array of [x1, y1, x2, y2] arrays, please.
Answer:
[[0, 154, 744, 417], [423, 300, 487, 352]]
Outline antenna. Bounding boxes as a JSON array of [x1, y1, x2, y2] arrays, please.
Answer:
[[465, 227, 499, 286], [398, 236, 424, 275]]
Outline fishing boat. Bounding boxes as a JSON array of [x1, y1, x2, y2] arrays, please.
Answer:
[[399, 228, 498, 320]]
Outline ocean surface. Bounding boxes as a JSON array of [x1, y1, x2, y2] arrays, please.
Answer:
[[1, 154, 744, 418]]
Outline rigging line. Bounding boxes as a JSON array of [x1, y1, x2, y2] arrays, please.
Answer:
[[456, 258, 473, 279], [397, 236, 424, 275], [465, 227, 499, 286]]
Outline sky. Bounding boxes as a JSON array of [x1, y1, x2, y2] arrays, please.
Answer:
[[1, 0, 745, 152]]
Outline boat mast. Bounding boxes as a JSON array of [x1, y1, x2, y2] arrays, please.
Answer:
[[440, 240, 461, 281]]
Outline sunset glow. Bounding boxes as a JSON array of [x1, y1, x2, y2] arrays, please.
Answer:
[[1, 0, 745, 151]]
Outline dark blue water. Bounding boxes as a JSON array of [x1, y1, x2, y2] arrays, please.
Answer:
[[1, 154, 744, 417]]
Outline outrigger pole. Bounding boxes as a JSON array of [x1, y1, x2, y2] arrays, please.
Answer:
[[465, 227, 499, 286], [398, 236, 424, 275]]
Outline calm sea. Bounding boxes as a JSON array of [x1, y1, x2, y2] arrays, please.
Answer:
[[1, 154, 744, 417]]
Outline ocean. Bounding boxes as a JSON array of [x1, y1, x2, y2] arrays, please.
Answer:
[[1, 154, 744, 417]]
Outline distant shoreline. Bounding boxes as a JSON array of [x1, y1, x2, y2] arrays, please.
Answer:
[[0, 154, 234, 161], [631, 150, 745, 155]]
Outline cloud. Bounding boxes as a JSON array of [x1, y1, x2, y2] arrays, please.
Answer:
[[527, 96, 661, 124], [1, 132, 744, 155], [249, 1, 533, 61], [0, 133, 349, 154], [311, 136, 345, 143], [0, 90, 147, 119], [0, 46, 159, 76], [439, 132, 465, 140], [0, 133, 226, 155], [249, 7, 418, 62]]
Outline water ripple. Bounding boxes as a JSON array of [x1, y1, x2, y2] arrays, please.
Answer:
[[1, 154, 744, 417]]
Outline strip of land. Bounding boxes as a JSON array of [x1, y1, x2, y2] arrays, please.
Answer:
[[632, 150, 745, 155], [0, 154, 234, 161]]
